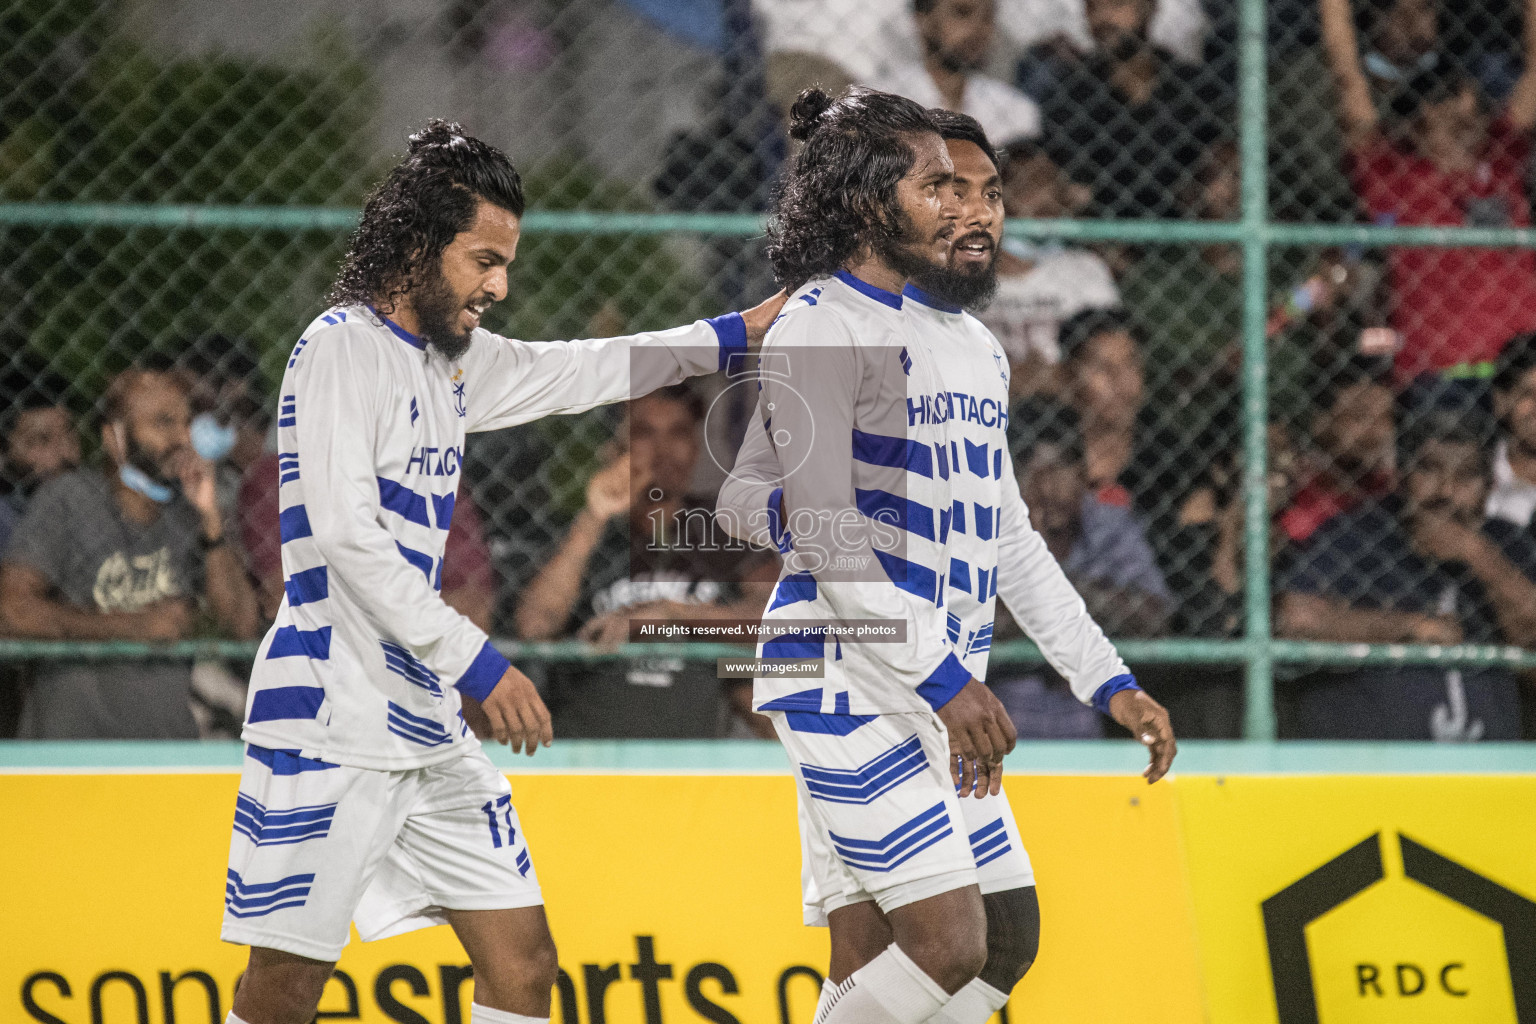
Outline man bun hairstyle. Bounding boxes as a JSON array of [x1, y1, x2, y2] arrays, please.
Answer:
[[328, 119, 525, 316], [787, 87, 837, 142], [767, 86, 940, 291]]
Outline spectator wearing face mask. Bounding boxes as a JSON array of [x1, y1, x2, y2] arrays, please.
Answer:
[[0, 366, 260, 739], [174, 334, 272, 531]]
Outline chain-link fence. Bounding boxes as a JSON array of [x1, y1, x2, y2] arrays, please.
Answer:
[[2, 0, 1535, 743]]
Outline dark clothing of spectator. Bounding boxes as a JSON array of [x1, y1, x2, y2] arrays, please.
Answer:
[[1278, 468, 1395, 545], [8, 470, 205, 738], [1113, 408, 1231, 556], [0, 494, 18, 555], [1349, 117, 1536, 379], [1039, 50, 1227, 219], [1060, 495, 1173, 609], [545, 499, 767, 739], [1278, 499, 1527, 739]]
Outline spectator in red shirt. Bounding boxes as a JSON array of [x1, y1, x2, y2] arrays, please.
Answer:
[[1324, 0, 1536, 380], [238, 454, 497, 631], [1280, 357, 1397, 544]]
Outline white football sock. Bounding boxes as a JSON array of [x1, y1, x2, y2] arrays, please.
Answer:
[[470, 1003, 548, 1024], [821, 944, 948, 1024], [817, 976, 841, 1024], [925, 978, 1010, 1024], [225, 1014, 253, 1024]]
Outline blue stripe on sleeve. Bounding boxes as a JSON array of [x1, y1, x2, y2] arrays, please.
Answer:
[[395, 541, 434, 580], [279, 505, 312, 543], [706, 312, 748, 371], [916, 652, 970, 710], [283, 566, 329, 607], [456, 640, 510, 702], [377, 478, 431, 528], [766, 487, 792, 552], [1092, 674, 1141, 716], [768, 572, 818, 610]]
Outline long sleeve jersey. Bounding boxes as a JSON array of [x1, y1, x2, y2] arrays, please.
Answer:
[[241, 304, 745, 769], [741, 272, 970, 716], [719, 282, 1136, 714]]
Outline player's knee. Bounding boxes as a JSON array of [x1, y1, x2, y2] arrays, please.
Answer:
[[474, 931, 560, 1004], [525, 933, 561, 991], [233, 951, 333, 1024], [977, 886, 1041, 993], [899, 918, 988, 992]]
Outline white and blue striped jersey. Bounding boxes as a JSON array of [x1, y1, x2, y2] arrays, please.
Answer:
[[242, 304, 744, 769], [740, 272, 970, 717], [720, 283, 1135, 714]]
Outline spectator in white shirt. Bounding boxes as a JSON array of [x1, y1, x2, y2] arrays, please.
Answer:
[[874, 0, 1043, 148], [1001, 0, 1209, 68], [753, 0, 1041, 150], [1489, 332, 1536, 527], [979, 140, 1120, 397], [752, 0, 919, 116]]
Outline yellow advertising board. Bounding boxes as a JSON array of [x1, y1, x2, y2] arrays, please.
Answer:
[[0, 771, 1203, 1024], [1178, 775, 1536, 1024]]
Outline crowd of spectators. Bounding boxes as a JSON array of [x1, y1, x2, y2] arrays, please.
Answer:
[[6, 0, 1536, 744]]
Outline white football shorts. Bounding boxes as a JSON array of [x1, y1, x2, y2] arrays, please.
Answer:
[[221, 743, 541, 961], [768, 708, 994, 924]]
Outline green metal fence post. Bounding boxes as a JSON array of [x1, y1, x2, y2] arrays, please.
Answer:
[[1239, 0, 1276, 738]]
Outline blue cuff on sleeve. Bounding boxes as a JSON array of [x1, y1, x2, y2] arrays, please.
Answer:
[[916, 652, 971, 711], [1091, 674, 1142, 716], [706, 312, 748, 371], [455, 640, 511, 702]]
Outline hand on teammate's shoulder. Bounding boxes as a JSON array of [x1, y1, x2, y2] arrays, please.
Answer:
[[739, 289, 789, 348]]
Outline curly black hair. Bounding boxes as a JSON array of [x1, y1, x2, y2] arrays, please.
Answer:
[[765, 87, 939, 292], [328, 119, 525, 315]]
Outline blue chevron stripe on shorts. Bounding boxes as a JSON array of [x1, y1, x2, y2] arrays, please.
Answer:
[[968, 817, 1013, 868], [828, 801, 954, 872], [800, 734, 927, 804]]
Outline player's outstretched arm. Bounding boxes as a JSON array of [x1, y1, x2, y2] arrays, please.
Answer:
[[293, 329, 515, 714], [461, 291, 787, 434]]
